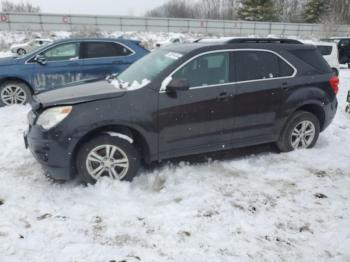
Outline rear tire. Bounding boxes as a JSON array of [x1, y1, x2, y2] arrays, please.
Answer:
[[0, 81, 31, 107], [76, 135, 141, 184], [17, 48, 26, 55], [277, 111, 320, 152]]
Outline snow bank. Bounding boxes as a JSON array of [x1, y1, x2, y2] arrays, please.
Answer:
[[0, 73, 349, 261]]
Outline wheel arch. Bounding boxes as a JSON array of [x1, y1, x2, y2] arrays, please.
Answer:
[[0, 77, 34, 94], [70, 124, 151, 177], [295, 103, 326, 130]]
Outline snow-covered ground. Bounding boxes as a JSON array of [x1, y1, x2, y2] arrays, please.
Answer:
[[0, 74, 350, 261]]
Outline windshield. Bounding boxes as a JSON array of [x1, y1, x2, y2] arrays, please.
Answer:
[[118, 50, 183, 84]]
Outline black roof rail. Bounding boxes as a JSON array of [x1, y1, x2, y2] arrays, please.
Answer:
[[225, 38, 303, 44]]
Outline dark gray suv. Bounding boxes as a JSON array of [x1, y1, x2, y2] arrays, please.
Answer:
[[24, 41, 338, 184]]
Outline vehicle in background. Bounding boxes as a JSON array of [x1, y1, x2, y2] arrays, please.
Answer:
[[10, 38, 53, 55], [0, 38, 149, 106], [346, 90, 350, 113], [302, 40, 340, 76], [321, 37, 350, 68], [155, 35, 187, 47], [24, 40, 338, 184]]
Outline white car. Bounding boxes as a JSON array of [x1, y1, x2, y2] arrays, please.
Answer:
[[303, 40, 340, 76], [10, 38, 53, 55], [155, 36, 185, 48]]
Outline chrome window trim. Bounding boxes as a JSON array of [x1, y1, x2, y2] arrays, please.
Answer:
[[25, 40, 135, 64], [159, 48, 297, 93]]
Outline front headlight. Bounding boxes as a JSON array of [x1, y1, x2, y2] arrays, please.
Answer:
[[36, 106, 72, 130]]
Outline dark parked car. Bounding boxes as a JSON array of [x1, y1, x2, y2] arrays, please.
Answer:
[[24, 41, 338, 183], [321, 37, 350, 67], [0, 38, 149, 106]]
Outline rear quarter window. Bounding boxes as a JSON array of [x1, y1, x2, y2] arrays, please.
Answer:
[[290, 49, 331, 74]]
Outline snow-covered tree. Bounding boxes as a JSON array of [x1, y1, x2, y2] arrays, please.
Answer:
[[303, 0, 330, 23], [237, 0, 277, 21]]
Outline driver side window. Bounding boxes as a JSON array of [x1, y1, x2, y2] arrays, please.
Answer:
[[172, 52, 230, 88], [42, 43, 80, 62]]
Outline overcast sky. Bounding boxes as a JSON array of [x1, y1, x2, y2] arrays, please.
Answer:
[[4, 0, 168, 16]]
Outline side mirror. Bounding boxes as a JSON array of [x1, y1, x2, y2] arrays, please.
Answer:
[[166, 78, 190, 93], [34, 54, 47, 65]]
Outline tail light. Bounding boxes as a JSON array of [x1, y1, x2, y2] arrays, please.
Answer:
[[329, 75, 339, 95]]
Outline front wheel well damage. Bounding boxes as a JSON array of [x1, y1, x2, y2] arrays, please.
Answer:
[[70, 125, 150, 178]]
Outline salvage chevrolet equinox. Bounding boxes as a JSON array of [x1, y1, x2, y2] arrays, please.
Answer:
[[24, 41, 339, 183]]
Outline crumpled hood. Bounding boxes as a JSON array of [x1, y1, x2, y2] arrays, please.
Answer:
[[34, 80, 127, 109]]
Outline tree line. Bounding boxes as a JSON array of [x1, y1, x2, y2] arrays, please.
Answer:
[[1, 0, 40, 13], [1, 0, 349, 25], [146, 0, 350, 24]]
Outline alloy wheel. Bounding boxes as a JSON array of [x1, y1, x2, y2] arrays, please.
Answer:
[[86, 144, 129, 180], [0, 85, 27, 105], [290, 120, 316, 149]]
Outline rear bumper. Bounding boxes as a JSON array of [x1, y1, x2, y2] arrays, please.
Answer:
[[24, 125, 73, 181], [322, 97, 338, 131]]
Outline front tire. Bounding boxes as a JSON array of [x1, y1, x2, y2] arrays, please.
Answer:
[[76, 135, 140, 184], [0, 81, 31, 107], [277, 111, 320, 152]]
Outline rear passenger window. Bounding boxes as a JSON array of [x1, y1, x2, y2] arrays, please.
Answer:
[[173, 52, 229, 88], [81, 42, 132, 59], [234, 51, 294, 82]]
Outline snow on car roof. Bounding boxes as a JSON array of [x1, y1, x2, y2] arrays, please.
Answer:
[[302, 40, 337, 47]]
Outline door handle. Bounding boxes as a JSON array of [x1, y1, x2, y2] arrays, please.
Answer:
[[281, 82, 289, 90], [217, 92, 229, 101], [112, 61, 123, 64]]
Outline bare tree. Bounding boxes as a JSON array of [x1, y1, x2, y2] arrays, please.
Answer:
[[331, 0, 350, 24], [145, 0, 350, 24], [146, 0, 241, 20], [1, 0, 41, 13], [146, 0, 195, 18]]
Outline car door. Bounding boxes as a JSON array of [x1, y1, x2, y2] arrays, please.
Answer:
[[80, 41, 135, 80], [231, 50, 296, 143], [158, 51, 236, 158], [31, 42, 83, 91]]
